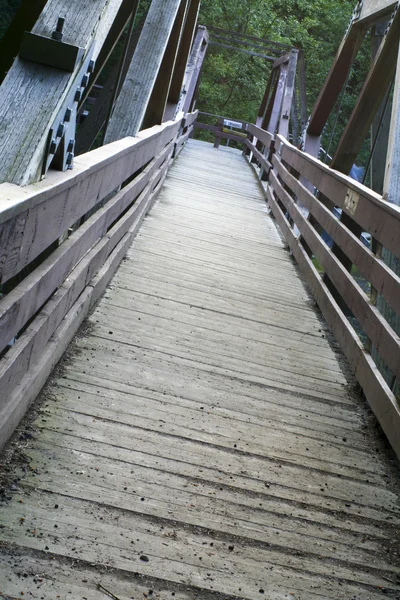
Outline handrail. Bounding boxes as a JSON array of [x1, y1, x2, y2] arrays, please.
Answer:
[[0, 110, 198, 449], [245, 125, 400, 459], [194, 112, 249, 148]]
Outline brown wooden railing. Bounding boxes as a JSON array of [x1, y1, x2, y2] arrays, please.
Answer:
[[0, 110, 197, 448], [245, 125, 400, 458], [194, 112, 249, 148]]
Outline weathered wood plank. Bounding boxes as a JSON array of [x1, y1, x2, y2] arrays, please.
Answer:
[[0, 0, 126, 185], [276, 135, 400, 259], [0, 118, 182, 283], [266, 183, 400, 459], [0, 140, 399, 600], [105, 0, 183, 142], [272, 152, 400, 313], [269, 167, 400, 379], [0, 140, 174, 354]]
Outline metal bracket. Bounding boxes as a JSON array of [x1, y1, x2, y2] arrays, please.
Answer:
[[20, 32, 84, 73], [43, 47, 95, 175]]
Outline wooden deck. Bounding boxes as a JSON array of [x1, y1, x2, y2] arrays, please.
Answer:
[[1, 139, 399, 599]]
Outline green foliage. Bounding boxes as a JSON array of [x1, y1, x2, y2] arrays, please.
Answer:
[[196, 0, 372, 166], [0, 0, 22, 39]]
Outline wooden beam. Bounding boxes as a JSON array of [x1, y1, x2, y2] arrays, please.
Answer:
[[273, 52, 290, 69], [75, 27, 142, 155], [257, 70, 275, 122], [181, 26, 209, 114], [332, 10, 400, 174], [267, 64, 288, 134], [298, 50, 308, 129], [0, 0, 126, 186], [80, 0, 137, 107], [142, 0, 189, 129], [278, 50, 298, 139], [370, 21, 392, 194], [307, 21, 366, 137], [358, 0, 398, 25], [104, 0, 183, 143], [167, 0, 201, 108]]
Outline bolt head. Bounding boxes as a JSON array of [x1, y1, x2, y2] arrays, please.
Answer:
[[66, 152, 74, 166], [64, 107, 72, 122], [81, 74, 90, 88], [88, 60, 95, 74], [67, 139, 75, 153], [49, 139, 57, 154], [74, 89, 82, 103], [56, 123, 65, 138]]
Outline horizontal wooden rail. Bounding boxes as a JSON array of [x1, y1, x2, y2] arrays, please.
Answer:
[[0, 110, 198, 449], [194, 114, 248, 149], [244, 126, 400, 459]]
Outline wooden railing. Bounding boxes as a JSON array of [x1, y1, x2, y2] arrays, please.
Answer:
[[245, 125, 400, 459], [194, 112, 249, 148], [0, 110, 197, 448]]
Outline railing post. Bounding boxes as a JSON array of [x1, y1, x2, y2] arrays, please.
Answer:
[[214, 117, 223, 148]]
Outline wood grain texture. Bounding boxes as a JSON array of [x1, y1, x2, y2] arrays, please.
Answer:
[[0, 0, 125, 185], [0, 140, 399, 600], [0, 118, 182, 284], [105, 0, 182, 142]]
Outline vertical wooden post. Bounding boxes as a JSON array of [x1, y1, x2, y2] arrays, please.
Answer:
[[297, 50, 308, 132], [181, 26, 209, 114], [370, 21, 392, 193], [104, 0, 183, 143], [165, 0, 201, 120], [214, 117, 223, 148], [373, 40, 400, 396], [278, 49, 299, 139], [266, 65, 288, 135]]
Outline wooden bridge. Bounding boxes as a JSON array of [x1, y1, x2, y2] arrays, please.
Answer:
[[0, 1, 399, 598]]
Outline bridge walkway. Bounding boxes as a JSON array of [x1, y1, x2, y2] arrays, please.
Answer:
[[0, 140, 399, 599]]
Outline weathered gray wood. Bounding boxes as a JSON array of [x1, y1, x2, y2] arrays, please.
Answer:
[[0, 140, 175, 354], [105, 0, 183, 142], [358, 0, 398, 24], [278, 50, 299, 139], [75, 26, 142, 155], [0, 0, 125, 185], [0, 118, 182, 283], [0, 136, 175, 444], [267, 64, 288, 134], [0, 139, 399, 600], [181, 26, 209, 113]]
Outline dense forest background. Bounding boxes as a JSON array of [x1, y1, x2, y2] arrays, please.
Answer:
[[0, 0, 371, 164]]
